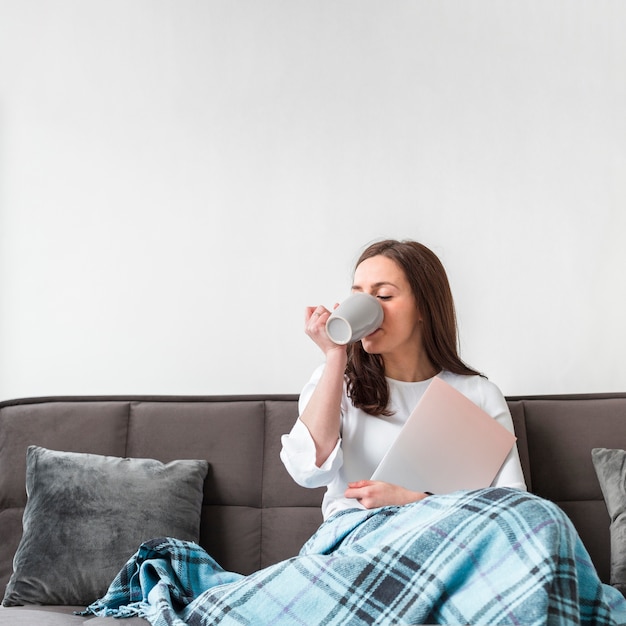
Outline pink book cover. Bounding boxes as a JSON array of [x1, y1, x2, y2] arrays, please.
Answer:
[[371, 376, 516, 494]]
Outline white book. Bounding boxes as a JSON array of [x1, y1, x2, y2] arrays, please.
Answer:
[[371, 376, 516, 494]]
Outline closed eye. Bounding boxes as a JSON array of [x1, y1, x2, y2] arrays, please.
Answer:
[[377, 295, 392, 301]]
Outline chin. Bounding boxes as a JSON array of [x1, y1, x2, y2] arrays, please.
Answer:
[[360, 337, 381, 354]]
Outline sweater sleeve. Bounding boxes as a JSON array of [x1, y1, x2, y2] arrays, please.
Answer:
[[280, 419, 343, 488], [479, 378, 528, 491], [279, 364, 344, 489]]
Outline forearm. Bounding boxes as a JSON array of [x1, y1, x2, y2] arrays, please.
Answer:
[[299, 349, 347, 467]]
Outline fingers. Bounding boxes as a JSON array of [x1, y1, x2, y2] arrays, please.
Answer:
[[305, 302, 339, 323], [305, 305, 348, 355], [345, 480, 377, 508], [305, 306, 332, 338], [345, 480, 375, 499], [305, 305, 330, 323], [347, 480, 373, 488]]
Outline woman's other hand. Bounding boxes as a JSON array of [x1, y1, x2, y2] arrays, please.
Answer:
[[345, 480, 429, 509]]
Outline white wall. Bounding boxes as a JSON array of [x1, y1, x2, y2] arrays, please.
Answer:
[[1, 1, 624, 400]]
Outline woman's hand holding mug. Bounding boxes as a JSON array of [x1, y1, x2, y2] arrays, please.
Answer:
[[306, 293, 384, 354], [305, 305, 342, 355]]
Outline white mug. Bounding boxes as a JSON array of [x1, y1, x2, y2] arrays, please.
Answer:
[[325, 293, 384, 345]]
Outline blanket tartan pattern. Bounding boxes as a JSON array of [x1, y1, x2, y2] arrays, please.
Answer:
[[82, 488, 626, 625]]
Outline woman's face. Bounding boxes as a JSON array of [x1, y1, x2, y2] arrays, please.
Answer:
[[351, 254, 423, 358]]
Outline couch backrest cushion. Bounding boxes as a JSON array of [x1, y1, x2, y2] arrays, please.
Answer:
[[508, 394, 626, 583], [2, 392, 625, 595], [0, 395, 324, 596]]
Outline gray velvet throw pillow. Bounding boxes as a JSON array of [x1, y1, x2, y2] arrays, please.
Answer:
[[2, 446, 208, 607], [592, 447, 626, 596]]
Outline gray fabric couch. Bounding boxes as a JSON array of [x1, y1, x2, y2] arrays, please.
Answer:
[[1, 392, 625, 625]]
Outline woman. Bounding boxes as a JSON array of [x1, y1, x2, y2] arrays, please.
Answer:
[[280, 239, 526, 520], [85, 240, 626, 624]]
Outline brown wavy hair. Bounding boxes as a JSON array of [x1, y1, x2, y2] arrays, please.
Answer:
[[345, 239, 481, 416]]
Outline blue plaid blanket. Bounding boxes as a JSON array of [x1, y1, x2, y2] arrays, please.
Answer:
[[82, 489, 626, 625]]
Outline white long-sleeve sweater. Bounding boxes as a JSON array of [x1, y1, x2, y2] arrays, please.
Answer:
[[280, 367, 527, 520]]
